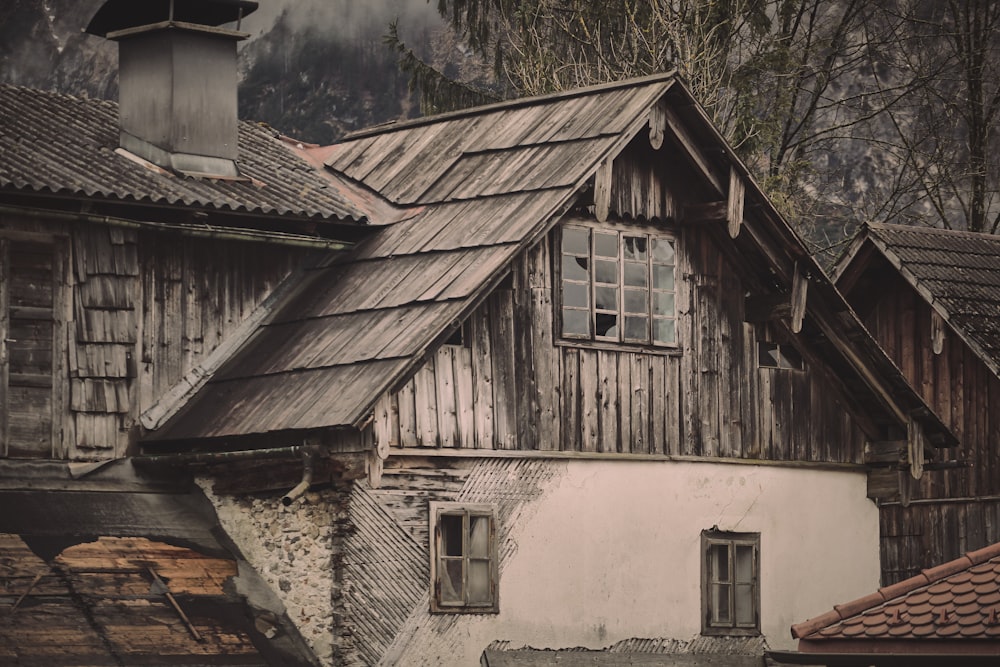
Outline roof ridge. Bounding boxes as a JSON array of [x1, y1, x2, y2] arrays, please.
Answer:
[[791, 541, 1000, 640], [342, 71, 679, 141], [868, 221, 1000, 243]]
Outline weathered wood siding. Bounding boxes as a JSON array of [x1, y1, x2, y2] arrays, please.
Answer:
[[379, 223, 867, 463], [864, 271, 1000, 499], [1, 212, 302, 460], [860, 269, 1000, 583]]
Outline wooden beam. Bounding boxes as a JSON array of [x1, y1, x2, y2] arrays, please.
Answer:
[[594, 157, 612, 222], [648, 102, 665, 150], [727, 166, 745, 238], [931, 309, 946, 355], [907, 414, 926, 480], [663, 105, 725, 195], [790, 261, 808, 333]]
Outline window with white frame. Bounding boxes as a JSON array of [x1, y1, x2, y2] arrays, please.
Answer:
[[702, 530, 760, 636], [559, 224, 677, 347], [429, 502, 498, 613]]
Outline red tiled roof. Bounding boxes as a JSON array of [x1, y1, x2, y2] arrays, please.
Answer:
[[792, 542, 1000, 644]]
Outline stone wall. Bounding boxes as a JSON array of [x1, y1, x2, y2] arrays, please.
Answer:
[[197, 479, 349, 666]]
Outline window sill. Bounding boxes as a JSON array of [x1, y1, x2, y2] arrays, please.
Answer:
[[555, 338, 682, 357], [701, 628, 761, 638]]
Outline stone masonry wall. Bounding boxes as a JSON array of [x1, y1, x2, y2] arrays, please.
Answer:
[[197, 479, 350, 666]]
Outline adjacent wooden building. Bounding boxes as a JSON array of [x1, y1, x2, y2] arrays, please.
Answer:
[[836, 223, 1000, 585]]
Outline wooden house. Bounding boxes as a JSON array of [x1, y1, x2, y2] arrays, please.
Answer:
[[835, 223, 1000, 585], [0, 1, 963, 665]]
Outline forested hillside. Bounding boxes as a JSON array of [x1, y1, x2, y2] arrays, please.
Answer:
[[3, 0, 999, 256]]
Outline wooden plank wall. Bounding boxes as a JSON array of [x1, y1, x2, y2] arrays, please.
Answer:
[[380, 224, 868, 463], [880, 500, 1000, 584], [0, 213, 303, 461], [864, 273, 1000, 500]]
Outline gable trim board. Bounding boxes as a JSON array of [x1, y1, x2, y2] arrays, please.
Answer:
[[145, 74, 954, 453]]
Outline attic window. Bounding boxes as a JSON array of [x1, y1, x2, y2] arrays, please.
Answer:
[[429, 502, 499, 613], [559, 224, 676, 347], [757, 341, 803, 370]]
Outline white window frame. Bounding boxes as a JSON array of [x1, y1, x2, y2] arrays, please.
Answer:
[[429, 501, 499, 614]]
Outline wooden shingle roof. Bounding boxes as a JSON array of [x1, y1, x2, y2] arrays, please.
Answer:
[[836, 223, 1000, 379], [150, 74, 679, 441]]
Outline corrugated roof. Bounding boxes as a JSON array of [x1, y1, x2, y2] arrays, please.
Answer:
[[149, 75, 678, 441], [791, 542, 1000, 644], [848, 223, 1000, 378], [0, 84, 366, 223]]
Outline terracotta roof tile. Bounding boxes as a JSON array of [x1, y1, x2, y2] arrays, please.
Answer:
[[791, 541, 1000, 642]]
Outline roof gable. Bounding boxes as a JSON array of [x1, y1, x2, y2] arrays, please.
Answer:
[[835, 223, 1000, 380], [150, 76, 678, 442]]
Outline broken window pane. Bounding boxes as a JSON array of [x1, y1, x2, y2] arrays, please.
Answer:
[[623, 235, 647, 261], [559, 226, 676, 346], [595, 312, 618, 337], [735, 545, 754, 583], [711, 543, 730, 582], [651, 238, 674, 263], [563, 255, 589, 281]]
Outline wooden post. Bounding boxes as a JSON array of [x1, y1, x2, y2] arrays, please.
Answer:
[[727, 167, 744, 239], [907, 414, 925, 480], [594, 158, 613, 223]]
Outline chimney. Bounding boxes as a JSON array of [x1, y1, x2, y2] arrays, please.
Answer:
[[86, 0, 259, 178]]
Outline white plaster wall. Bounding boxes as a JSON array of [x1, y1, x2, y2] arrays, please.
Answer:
[[406, 460, 880, 664]]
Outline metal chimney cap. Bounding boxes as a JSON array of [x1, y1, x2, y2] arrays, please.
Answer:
[[86, 0, 259, 37]]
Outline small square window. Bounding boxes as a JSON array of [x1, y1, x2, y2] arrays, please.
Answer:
[[758, 341, 803, 370], [429, 502, 499, 613], [702, 530, 760, 636]]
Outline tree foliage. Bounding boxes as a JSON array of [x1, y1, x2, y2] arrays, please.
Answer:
[[390, 0, 1000, 244]]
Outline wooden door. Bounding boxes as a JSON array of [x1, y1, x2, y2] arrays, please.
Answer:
[[0, 238, 59, 457]]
